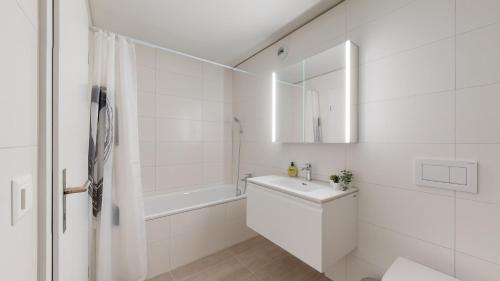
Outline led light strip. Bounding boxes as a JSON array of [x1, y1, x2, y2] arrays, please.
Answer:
[[345, 40, 352, 143], [272, 72, 277, 142]]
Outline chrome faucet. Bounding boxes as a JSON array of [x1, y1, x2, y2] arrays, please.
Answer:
[[301, 163, 312, 181], [237, 173, 253, 196]]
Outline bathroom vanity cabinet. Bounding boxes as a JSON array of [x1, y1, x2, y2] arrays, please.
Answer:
[[246, 175, 358, 272]]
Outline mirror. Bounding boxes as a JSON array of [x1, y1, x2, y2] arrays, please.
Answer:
[[272, 41, 358, 143]]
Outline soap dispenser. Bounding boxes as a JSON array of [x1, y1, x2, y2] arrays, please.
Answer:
[[288, 162, 298, 177]]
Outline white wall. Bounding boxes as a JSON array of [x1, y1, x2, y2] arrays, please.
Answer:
[[0, 0, 39, 280], [233, 1, 500, 280], [136, 45, 233, 194]]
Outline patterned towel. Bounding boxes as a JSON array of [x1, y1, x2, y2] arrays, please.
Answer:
[[88, 85, 114, 217]]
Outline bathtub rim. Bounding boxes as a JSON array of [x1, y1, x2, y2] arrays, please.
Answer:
[[144, 186, 246, 221]]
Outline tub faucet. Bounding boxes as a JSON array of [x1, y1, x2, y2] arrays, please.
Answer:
[[301, 163, 312, 181], [237, 173, 252, 196]]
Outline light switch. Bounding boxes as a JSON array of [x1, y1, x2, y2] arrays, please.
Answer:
[[11, 174, 33, 225], [450, 167, 467, 185], [422, 164, 449, 183]]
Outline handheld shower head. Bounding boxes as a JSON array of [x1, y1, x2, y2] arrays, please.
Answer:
[[233, 117, 243, 134]]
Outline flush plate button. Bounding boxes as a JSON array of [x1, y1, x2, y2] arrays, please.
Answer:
[[415, 159, 477, 193], [450, 167, 467, 185]]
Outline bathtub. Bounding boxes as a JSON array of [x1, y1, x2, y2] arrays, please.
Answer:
[[143, 184, 257, 279], [144, 184, 243, 220]]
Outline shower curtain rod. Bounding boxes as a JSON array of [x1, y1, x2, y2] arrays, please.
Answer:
[[89, 26, 251, 74]]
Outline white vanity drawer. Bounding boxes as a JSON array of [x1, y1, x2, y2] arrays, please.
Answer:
[[247, 183, 323, 270], [246, 181, 358, 272]]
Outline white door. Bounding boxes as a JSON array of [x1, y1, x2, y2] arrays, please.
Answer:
[[53, 0, 90, 280]]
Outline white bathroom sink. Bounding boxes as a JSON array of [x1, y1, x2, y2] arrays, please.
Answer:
[[268, 177, 324, 192], [247, 175, 357, 203]]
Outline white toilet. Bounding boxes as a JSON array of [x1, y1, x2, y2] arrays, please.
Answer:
[[368, 257, 461, 281]]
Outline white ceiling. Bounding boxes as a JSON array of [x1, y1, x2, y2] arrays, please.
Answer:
[[89, 0, 343, 66]]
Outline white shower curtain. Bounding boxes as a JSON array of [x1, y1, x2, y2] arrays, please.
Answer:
[[90, 31, 147, 281]]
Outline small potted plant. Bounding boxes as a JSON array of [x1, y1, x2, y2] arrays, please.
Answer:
[[329, 174, 341, 190], [340, 170, 353, 191]]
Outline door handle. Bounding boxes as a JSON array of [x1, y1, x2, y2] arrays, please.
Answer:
[[62, 169, 89, 233], [64, 181, 90, 195]]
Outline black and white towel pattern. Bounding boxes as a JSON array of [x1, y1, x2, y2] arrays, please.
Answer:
[[88, 85, 114, 217]]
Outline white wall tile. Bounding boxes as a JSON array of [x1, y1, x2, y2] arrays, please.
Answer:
[[202, 101, 225, 123], [139, 141, 155, 166], [456, 84, 500, 143], [359, 91, 455, 143], [137, 66, 155, 93], [285, 143, 347, 178], [156, 50, 203, 77], [223, 69, 233, 104], [225, 199, 246, 220], [203, 122, 230, 142], [346, 0, 414, 30], [15, 0, 38, 30], [456, 0, 500, 34], [224, 216, 257, 247], [170, 208, 208, 236], [359, 38, 454, 102], [137, 44, 230, 194], [205, 223, 227, 255], [348, 0, 454, 62], [156, 71, 203, 99], [456, 252, 500, 281], [232, 0, 500, 279], [169, 204, 226, 268], [141, 166, 155, 192], [156, 142, 203, 165], [0, 1, 37, 148], [348, 143, 455, 196], [456, 199, 500, 264], [146, 216, 170, 244], [156, 119, 202, 142], [324, 257, 347, 281], [354, 222, 455, 276], [358, 183, 455, 248], [170, 231, 207, 269], [146, 239, 171, 278], [456, 144, 500, 205], [139, 117, 155, 141], [135, 44, 156, 68], [456, 23, 500, 88], [156, 95, 202, 120], [0, 147, 37, 281], [203, 62, 224, 82], [203, 164, 226, 184], [156, 164, 203, 191], [203, 142, 226, 164], [137, 93, 155, 117], [203, 78, 225, 102]]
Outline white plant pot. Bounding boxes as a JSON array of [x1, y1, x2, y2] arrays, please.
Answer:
[[329, 180, 342, 191]]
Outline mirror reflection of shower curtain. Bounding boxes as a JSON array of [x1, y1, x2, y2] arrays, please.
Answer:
[[309, 90, 322, 142]]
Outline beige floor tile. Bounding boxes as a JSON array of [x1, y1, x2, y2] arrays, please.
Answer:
[[147, 236, 330, 281], [228, 235, 267, 255], [239, 273, 263, 281], [147, 272, 174, 281], [254, 254, 331, 281], [183, 257, 253, 281], [171, 249, 233, 280], [232, 238, 288, 272]]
